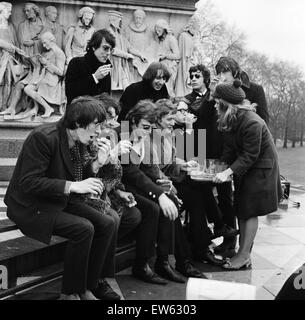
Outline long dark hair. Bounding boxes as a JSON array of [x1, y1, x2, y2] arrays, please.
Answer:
[[86, 29, 116, 52], [125, 99, 157, 126], [63, 96, 107, 129], [142, 62, 171, 84]]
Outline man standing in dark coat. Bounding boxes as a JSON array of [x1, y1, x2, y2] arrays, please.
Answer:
[[4, 96, 120, 300], [65, 29, 115, 105], [184, 65, 238, 248], [215, 56, 269, 125]]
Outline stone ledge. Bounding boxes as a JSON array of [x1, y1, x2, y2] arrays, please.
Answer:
[[0, 121, 43, 129], [34, 0, 196, 14]]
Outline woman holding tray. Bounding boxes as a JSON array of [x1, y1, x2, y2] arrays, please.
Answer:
[[212, 79, 282, 270]]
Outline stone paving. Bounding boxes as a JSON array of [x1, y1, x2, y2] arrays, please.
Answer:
[[115, 187, 305, 300]]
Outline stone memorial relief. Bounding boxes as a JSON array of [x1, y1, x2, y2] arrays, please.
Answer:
[[0, 2, 27, 114], [147, 19, 180, 96], [42, 6, 65, 50], [0, 1, 195, 122], [108, 10, 147, 90], [21, 32, 66, 121], [65, 6, 95, 64], [17, 2, 44, 56], [175, 15, 201, 97], [125, 9, 152, 82]]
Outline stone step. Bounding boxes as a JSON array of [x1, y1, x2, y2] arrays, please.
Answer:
[[0, 138, 25, 158], [0, 158, 16, 181], [0, 125, 33, 158], [0, 212, 8, 220], [0, 219, 17, 233], [0, 262, 63, 300], [0, 234, 67, 281], [0, 187, 6, 196], [0, 231, 135, 299], [0, 207, 135, 294], [0, 181, 9, 187], [0, 198, 7, 213]]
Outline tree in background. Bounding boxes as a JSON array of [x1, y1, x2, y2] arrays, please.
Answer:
[[195, 0, 305, 148]]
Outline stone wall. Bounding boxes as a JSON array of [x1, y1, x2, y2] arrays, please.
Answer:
[[0, 0, 197, 124]]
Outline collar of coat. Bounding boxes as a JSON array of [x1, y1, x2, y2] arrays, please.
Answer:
[[84, 49, 111, 72]]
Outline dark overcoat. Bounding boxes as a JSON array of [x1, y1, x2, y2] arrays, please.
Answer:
[[65, 50, 111, 105], [221, 110, 282, 219], [4, 121, 92, 244], [118, 80, 169, 121], [243, 82, 269, 125]]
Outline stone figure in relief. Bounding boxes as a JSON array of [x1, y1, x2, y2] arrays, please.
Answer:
[[148, 19, 180, 96], [65, 6, 95, 64], [125, 9, 152, 81], [41, 6, 65, 51], [3, 31, 65, 121], [22, 31, 66, 120], [175, 15, 201, 97], [0, 2, 27, 113], [17, 2, 44, 56], [108, 10, 147, 90]]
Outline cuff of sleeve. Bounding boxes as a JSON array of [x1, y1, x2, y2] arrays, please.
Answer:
[[92, 74, 99, 84], [64, 181, 73, 195]]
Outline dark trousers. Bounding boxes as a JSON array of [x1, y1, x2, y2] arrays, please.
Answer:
[[156, 193, 191, 265], [106, 206, 142, 244], [175, 180, 213, 258], [53, 201, 117, 295], [215, 182, 236, 228], [125, 185, 160, 266]]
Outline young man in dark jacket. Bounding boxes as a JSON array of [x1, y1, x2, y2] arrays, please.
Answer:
[[4, 96, 120, 300], [65, 29, 115, 105], [215, 56, 269, 125], [118, 62, 170, 121]]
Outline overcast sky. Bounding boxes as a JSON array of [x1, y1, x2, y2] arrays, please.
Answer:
[[196, 0, 305, 72]]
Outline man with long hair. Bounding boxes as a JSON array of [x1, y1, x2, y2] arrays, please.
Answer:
[[65, 28, 115, 105], [4, 96, 121, 300]]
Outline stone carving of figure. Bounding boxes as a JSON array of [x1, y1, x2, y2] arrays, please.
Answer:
[[108, 10, 147, 90], [175, 15, 201, 97], [4, 31, 65, 121], [65, 6, 95, 64], [17, 2, 44, 56], [0, 2, 27, 113], [125, 9, 152, 81], [21, 31, 65, 120], [148, 19, 180, 96], [42, 6, 65, 51]]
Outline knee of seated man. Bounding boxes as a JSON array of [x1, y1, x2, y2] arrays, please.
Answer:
[[126, 206, 142, 226], [74, 218, 95, 240], [95, 212, 117, 233]]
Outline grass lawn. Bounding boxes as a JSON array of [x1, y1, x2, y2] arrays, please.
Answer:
[[276, 145, 305, 187]]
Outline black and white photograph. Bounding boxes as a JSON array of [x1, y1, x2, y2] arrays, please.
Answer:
[[0, 0, 304, 308]]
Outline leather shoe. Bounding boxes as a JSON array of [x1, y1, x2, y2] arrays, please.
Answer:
[[212, 224, 239, 239], [91, 279, 121, 300], [155, 260, 185, 283], [132, 263, 168, 285], [214, 239, 237, 258], [194, 249, 226, 266], [176, 261, 206, 278]]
